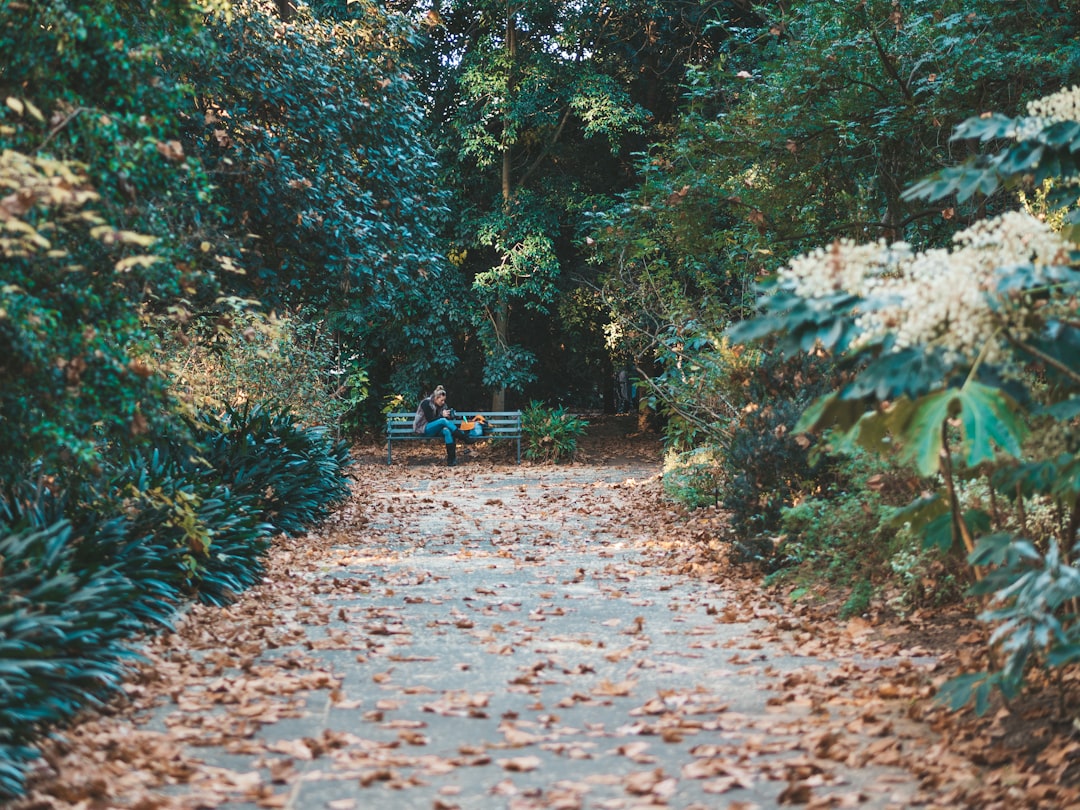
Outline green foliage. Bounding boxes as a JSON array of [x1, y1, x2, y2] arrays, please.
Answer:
[[774, 445, 942, 614], [521, 401, 588, 463], [429, 0, 723, 403], [728, 85, 1080, 710], [840, 579, 875, 620], [718, 351, 842, 566], [0, 1, 226, 497], [178, 3, 448, 309], [0, 191, 178, 495], [0, 520, 141, 798], [630, 326, 759, 454], [191, 403, 353, 537], [172, 1, 457, 418], [0, 400, 352, 797], [161, 307, 350, 430], [662, 447, 724, 509], [105, 445, 269, 608], [589, 0, 1080, 422], [966, 535, 1080, 700], [906, 112, 1080, 242]]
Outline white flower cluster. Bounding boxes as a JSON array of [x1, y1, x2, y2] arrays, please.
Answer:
[[779, 211, 1075, 366], [1014, 85, 1080, 141], [783, 238, 912, 299], [1026, 85, 1080, 124]]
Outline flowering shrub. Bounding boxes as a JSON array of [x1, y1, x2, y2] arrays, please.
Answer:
[[780, 212, 1072, 368], [731, 85, 1080, 711]]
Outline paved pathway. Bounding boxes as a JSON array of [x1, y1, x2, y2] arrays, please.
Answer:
[[122, 461, 935, 810]]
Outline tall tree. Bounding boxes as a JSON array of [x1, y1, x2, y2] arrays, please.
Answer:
[[0, 0, 221, 488], [174, 0, 458, 412], [587, 0, 1080, 431], [423, 0, 733, 408]]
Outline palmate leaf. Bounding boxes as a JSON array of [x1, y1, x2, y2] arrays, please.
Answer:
[[951, 112, 1020, 142], [804, 381, 1027, 477], [903, 161, 1003, 204], [956, 382, 1028, 467], [936, 671, 998, 716], [726, 287, 863, 357], [885, 381, 1027, 476], [841, 346, 950, 401]]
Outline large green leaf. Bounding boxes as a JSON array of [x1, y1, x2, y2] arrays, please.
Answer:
[[883, 382, 1026, 476], [885, 391, 951, 475], [956, 381, 1027, 466]]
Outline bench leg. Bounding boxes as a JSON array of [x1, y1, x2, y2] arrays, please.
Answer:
[[387, 440, 392, 465]]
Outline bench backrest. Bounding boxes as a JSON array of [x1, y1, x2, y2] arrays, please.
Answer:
[[386, 411, 522, 437]]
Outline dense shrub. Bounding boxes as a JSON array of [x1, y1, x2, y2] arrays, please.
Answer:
[[720, 351, 841, 567], [0, 401, 353, 799], [728, 86, 1080, 710], [521, 402, 589, 463], [774, 447, 934, 612], [0, 521, 142, 798], [191, 403, 352, 536]]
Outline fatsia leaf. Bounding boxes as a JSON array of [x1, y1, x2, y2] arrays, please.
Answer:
[[886, 492, 947, 531], [794, 392, 862, 435], [951, 112, 1019, 142], [956, 381, 1027, 467], [884, 382, 1026, 476], [885, 390, 952, 476]]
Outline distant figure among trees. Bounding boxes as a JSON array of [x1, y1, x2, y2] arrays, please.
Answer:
[[614, 367, 635, 414]]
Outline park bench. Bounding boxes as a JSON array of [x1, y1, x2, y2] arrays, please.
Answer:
[[386, 410, 523, 465]]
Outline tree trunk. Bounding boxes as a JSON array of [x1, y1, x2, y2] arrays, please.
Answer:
[[274, 0, 296, 21], [491, 299, 509, 411], [492, 2, 516, 412]]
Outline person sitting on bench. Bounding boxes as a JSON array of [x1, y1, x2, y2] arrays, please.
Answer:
[[414, 385, 472, 466]]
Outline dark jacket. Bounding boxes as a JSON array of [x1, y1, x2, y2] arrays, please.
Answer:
[[420, 396, 441, 424]]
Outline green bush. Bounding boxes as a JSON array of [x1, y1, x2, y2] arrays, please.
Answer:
[[521, 402, 589, 463], [2, 477, 184, 630], [662, 447, 724, 509], [0, 520, 141, 799], [720, 351, 842, 567], [728, 86, 1080, 711], [105, 446, 270, 608], [0, 399, 354, 798], [191, 403, 352, 537]]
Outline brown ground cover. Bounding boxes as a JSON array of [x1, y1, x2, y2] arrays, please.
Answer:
[[9, 416, 1080, 809]]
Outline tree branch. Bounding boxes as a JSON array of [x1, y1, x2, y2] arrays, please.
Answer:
[[1003, 329, 1080, 387], [516, 106, 571, 190]]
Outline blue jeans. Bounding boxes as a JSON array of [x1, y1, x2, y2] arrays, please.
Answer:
[[424, 418, 457, 444]]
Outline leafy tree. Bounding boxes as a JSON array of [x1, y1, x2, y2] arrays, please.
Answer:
[[589, 0, 1080, 437], [426, 0, 737, 408], [0, 0, 218, 490], [178, 2, 447, 307], [173, 1, 458, 413]]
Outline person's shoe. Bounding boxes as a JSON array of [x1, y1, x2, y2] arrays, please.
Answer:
[[446, 442, 457, 467]]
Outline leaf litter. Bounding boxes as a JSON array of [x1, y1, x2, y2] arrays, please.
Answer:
[[9, 419, 1080, 808]]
